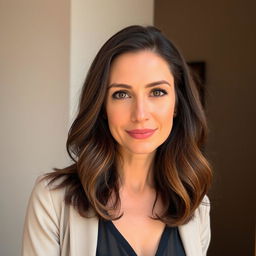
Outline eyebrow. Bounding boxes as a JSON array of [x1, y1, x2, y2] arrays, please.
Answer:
[[107, 80, 171, 89]]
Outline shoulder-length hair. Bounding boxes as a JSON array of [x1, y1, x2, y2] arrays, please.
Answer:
[[43, 25, 212, 226]]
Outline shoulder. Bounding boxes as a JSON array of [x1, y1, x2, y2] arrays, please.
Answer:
[[193, 195, 210, 227], [32, 174, 66, 200], [196, 195, 210, 218], [194, 195, 211, 255], [196, 195, 210, 214], [29, 174, 68, 218], [22, 174, 70, 254]]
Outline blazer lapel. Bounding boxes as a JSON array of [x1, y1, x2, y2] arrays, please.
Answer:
[[69, 206, 99, 256], [178, 216, 202, 256]]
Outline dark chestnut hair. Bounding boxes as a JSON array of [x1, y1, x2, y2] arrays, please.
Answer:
[[43, 25, 212, 226]]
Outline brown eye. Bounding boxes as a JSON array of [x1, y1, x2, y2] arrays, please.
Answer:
[[151, 89, 167, 97], [112, 91, 129, 99]]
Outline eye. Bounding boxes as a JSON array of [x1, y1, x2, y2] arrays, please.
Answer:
[[112, 90, 130, 99], [150, 88, 168, 97]]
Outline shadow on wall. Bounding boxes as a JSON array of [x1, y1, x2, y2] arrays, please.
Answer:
[[154, 0, 256, 255]]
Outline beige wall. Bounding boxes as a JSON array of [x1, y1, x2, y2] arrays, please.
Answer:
[[0, 1, 70, 255], [0, 0, 153, 255], [155, 0, 256, 255]]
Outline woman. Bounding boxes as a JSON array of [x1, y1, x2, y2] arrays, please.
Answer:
[[22, 25, 212, 256]]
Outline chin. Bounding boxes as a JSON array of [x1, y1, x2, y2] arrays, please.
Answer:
[[125, 144, 158, 155]]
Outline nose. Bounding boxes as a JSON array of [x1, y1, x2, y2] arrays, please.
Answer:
[[131, 96, 150, 122]]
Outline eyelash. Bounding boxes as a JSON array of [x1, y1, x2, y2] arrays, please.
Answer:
[[111, 88, 168, 99]]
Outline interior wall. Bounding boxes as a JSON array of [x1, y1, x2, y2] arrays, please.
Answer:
[[0, 1, 70, 255], [154, 1, 256, 255]]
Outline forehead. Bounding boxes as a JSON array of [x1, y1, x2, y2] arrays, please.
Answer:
[[108, 50, 174, 86]]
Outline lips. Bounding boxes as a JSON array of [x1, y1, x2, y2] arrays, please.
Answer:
[[127, 129, 156, 133], [126, 128, 157, 139]]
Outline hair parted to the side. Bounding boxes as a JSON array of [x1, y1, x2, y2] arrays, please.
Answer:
[[43, 25, 212, 226]]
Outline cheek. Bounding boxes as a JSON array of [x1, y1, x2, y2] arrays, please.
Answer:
[[155, 101, 175, 121], [155, 101, 175, 139], [106, 104, 128, 129]]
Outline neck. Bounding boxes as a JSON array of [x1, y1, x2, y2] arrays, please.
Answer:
[[116, 148, 156, 193]]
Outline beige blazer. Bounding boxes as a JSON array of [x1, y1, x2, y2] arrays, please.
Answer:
[[22, 176, 211, 256]]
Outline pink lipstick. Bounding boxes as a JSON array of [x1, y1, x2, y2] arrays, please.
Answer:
[[126, 128, 157, 139]]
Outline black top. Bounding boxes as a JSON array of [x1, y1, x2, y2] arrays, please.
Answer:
[[96, 218, 186, 256]]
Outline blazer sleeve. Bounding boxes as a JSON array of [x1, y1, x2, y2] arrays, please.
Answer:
[[22, 176, 60, 256], [198, 195, 211, 256]]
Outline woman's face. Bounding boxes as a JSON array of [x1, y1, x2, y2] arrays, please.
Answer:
[[105, 50, 176, 155]]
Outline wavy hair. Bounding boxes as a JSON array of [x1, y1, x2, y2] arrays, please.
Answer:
[[43, 25, 212, 226]]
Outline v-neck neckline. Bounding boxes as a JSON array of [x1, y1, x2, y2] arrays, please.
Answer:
[[106, 220, 171, 256]]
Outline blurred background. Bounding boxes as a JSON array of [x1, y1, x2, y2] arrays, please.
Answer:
[[0, 0, 255, 255]]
